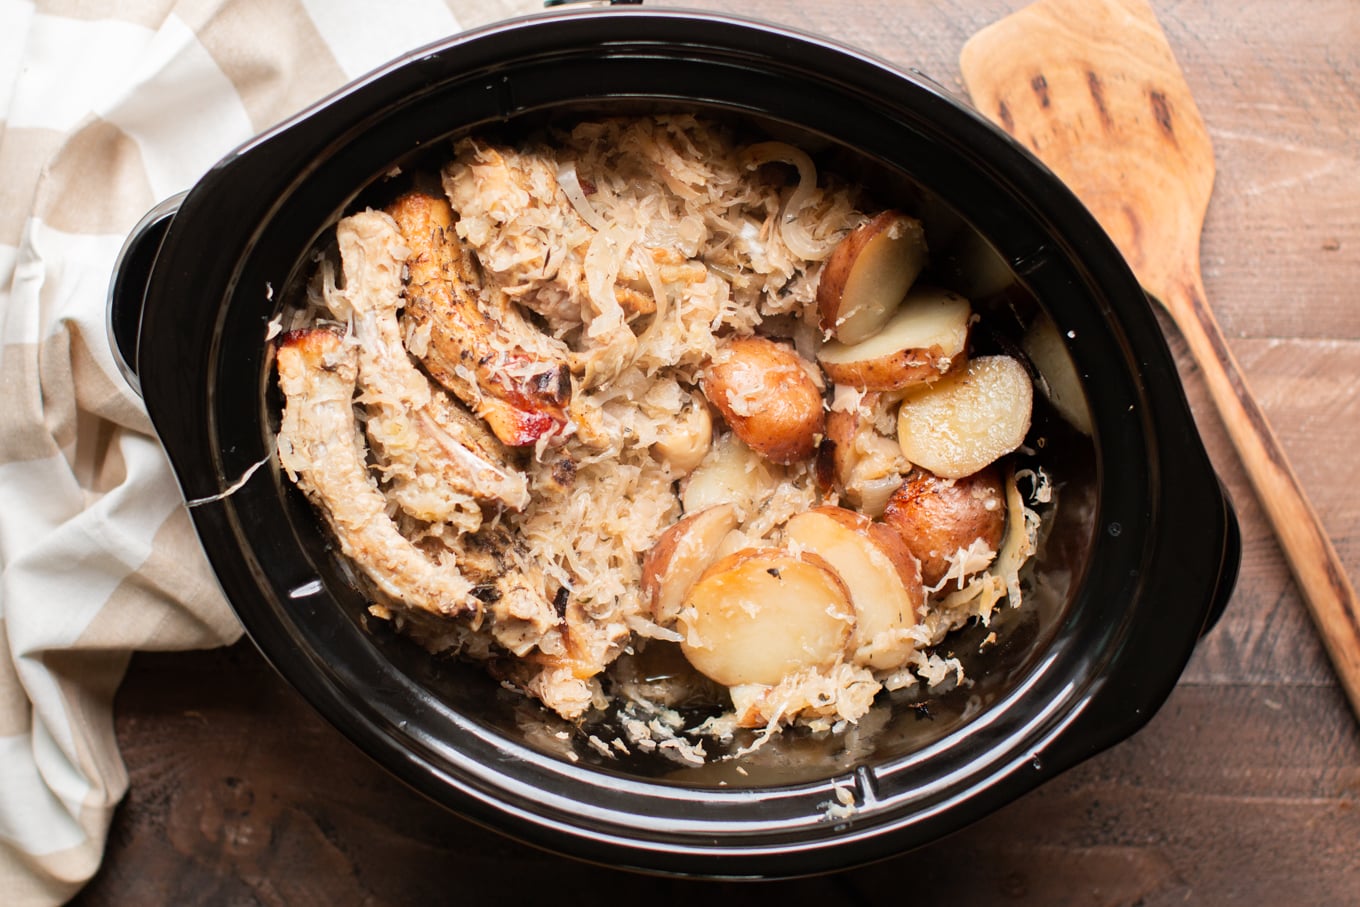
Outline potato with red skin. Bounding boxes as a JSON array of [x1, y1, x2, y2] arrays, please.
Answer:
[[881, 467, 1007, 588], [640, 504, 739, 625], [701, 336, 825, 465], [783, 506, 924, 670], [817, 211, 928, 344], [677, 547, 855, 687], [817, 286, 972, 391], [821, 404, 865, 492], [819, 393, 910, 516]]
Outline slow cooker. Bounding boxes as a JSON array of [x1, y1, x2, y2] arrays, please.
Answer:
[[106, 7, 1239, 879]]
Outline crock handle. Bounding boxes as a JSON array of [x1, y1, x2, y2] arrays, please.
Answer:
[[107, 191, 185, 398]]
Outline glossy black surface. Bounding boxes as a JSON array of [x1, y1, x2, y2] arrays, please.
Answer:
[[110, 9, 1239, 879]]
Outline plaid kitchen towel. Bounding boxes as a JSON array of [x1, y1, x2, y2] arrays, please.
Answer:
[[0, 1, 540, 902]]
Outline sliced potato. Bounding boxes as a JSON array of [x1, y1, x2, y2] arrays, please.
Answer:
[[817, 286, 971, 391], [817, 211, 929, 344], [783, 507, 923, 670], [641, 504, 740, 625], [678, 547, 854, 687], [881, 467, 1006, 588], [1022, 314, 1093, 436], [895, 355, 1033, 479], [702, 336, 826, 465], [712, 527, 758, 561], [822, 402, 867, 491], [680, 432, 783, 520]]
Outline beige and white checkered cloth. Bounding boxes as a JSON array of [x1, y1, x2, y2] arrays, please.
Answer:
[[0, 1, 541, 902]]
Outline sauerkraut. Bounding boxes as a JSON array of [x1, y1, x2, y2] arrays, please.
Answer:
[[273, 115, 1049, 754]]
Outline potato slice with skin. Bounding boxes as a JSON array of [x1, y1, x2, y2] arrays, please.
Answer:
[[702, 336, 825, 465], [896, 355, 1033, 479], [783, 506, 924, 670], [881, 467, 1006, 588], [817, 287, 972, 391], [820, 402, 867, 493], [641, 503, 740, 625], [818, 211, 929, 344], [678, 548, 854, 687]]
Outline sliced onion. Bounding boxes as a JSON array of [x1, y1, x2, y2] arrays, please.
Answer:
[[583, 228, 626, 335], [935, 467, 1040, 616], [742, 141, 839, 261], [556, 160, 609, 232], [633, 245, 671, 354]]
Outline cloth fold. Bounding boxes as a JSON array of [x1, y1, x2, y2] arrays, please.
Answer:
[[0, 1, 541, 902]]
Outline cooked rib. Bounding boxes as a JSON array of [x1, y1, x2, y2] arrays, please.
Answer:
[[386, 191, 572, 447], [325, 209, 530, 518], [275, 328, 476, 617]]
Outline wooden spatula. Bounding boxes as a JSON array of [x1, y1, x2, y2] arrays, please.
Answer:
[[960, 0, 1360, 718]]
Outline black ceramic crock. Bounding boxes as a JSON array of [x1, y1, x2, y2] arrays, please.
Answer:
[[106, 7, 1239, 879]]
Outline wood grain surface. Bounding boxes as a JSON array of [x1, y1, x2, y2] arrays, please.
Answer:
[[960, 0, 1360, 721], [72, 1, 1360, 904]]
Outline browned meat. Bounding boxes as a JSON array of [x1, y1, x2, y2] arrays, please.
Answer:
[[386, 191, 572, 447], [325, 210, 530, 520]]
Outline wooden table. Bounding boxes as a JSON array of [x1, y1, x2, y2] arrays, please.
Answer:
[[72, 1, 1360, 904]]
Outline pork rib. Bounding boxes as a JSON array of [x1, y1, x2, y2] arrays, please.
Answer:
[[325, 209, 530, 520], [275, 328, 476, 617], [386, 191, 572, 447]]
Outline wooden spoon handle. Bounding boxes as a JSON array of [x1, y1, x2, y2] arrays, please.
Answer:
[[1168, 273, 1360, 715]]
